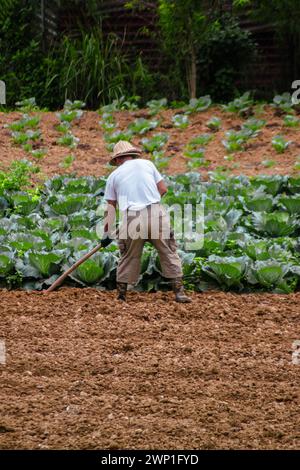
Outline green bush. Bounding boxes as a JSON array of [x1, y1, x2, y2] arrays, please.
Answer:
[[198, 14, 257, 102], [0, 0, 61, 109], [0, 160, 39, 195]]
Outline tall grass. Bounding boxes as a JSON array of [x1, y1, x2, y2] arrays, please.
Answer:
[[54, 29, 131, 108], [0, 0, 17, 22]]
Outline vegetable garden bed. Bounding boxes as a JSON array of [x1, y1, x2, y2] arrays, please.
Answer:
[[1, 94, 300, 451], [2, 172, 300, 292], [1, 93, 300, 179]]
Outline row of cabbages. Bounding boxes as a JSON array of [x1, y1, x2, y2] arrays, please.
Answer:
[[1, 172, 300, 292]]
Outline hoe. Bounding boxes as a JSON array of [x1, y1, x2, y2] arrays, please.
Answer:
[[44, 236, 113, 293], [44, 188, 113, 293]]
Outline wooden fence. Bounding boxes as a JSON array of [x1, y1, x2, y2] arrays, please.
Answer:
[[38, 0, 291, 95]]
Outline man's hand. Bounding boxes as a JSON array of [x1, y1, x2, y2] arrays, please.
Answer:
[[103, 200, 117, 234], [157, 180, 168, 196], [100, 234, 114, 248]]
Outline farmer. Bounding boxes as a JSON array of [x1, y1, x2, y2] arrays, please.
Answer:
[[102, 141, 191, 303]]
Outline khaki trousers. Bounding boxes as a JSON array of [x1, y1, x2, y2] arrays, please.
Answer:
[[117, 203, 183, 284]]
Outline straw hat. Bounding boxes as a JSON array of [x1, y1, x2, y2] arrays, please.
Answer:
[[109, 141, 142, 165]]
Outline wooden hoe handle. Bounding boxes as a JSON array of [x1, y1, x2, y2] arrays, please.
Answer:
[[45, 242, 103, 293]]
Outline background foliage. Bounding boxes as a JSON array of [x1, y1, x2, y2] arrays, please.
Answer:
[[0, 0, 299, 108], [0, 0, 257, 108]]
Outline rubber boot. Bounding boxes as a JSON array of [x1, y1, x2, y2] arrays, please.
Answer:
[[117, 282, 127, 301], [172, 278, 192, 303]]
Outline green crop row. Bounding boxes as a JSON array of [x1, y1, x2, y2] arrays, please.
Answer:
[[1, 169, 300, 292]]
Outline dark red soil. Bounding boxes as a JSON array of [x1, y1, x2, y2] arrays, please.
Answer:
[[1, 288, 299, 449], [1, 106, 300, 178]]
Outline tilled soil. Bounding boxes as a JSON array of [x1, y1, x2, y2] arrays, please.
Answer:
[[0, 288, 299, 449], [1, 107, 300, 178]]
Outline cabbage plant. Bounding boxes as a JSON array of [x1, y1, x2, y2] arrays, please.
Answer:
[[283, 115, 299, 127], [0, 253, 14, 277], [172, 114, 189, 129], [277, 195, 300, 214], [141, 133, 169, 152], [272, 135, 291, 153], [206, 117, 221, 132], [242, 118, 265, 133], [128, 118, 159, 135], [271, 93, 294, 114], [222, 91, 253, 115], [202, 255, 248, 289], [146, 98, 167, 116], [57, 133, 79, 148], [252, 212, 298, 237], [246, 260, 296, 293], [69, 251, 117, 285], [28, 251, 66, 277], [184, 95, 211, 114], [188, 134, 213, 147]]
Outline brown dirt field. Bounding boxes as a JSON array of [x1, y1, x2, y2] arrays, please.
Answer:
[[1, 106, 300, 179], [0, 288, 299, 450], [1, 105, 300, 450]]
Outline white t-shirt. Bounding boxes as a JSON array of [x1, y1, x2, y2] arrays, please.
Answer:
[[104, 159, 163, 211]]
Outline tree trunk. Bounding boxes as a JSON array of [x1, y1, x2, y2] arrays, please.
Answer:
[[187, 45, 197, 99], [293, 34, 300, 80]]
